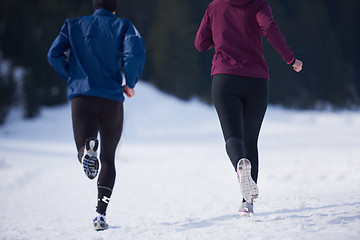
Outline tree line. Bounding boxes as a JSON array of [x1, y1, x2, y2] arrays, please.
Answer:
[[0, 0, 359, 124]]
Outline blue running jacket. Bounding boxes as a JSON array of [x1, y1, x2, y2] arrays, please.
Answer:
[[48, 9, 145, 102]]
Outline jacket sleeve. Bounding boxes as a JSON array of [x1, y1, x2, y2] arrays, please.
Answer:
[[122, 21, 146, 89], [194, 8, 214, 52], [47, 21, 70, 80], [256, 2, 295, 64]]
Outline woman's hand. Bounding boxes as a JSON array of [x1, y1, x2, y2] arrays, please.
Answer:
[[123, 85, 135, 98], [292, 59, 303, 72]]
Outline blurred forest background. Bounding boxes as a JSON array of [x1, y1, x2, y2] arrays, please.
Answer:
[[0, 0, 359, 124]]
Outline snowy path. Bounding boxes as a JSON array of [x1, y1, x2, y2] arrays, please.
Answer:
[[0, 82, 359, 239]]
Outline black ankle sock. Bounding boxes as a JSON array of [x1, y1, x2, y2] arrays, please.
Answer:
[[96, 186, 112, 215]]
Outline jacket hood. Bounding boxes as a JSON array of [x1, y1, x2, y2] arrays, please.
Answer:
[[223, 0, 254, 7]]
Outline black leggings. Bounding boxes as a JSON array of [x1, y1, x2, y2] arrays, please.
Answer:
[[212, 74, 268, 183], [71, 96, 123, 215]]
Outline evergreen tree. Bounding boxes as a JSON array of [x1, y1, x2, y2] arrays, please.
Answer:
[[265, 0, 353, 108], [147, 0, 201, 100], [0, 57, 15, 125], [0, 0, 93, 119], [336, 0, 360, 105]]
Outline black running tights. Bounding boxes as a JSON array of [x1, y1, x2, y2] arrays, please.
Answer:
[[212, 74, 268, 183], [71, 96, 123, 215]]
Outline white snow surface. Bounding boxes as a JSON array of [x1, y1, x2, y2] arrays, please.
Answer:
[[0, 82, 359, 240]]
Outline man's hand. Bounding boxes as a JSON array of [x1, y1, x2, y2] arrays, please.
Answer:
[[292, 59, 303, 72], [123, 85, 135, 98]]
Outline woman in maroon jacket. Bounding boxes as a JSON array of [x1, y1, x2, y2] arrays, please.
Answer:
[[195, 0, 302, 216]]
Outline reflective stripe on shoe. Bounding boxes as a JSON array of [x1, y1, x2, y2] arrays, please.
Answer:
[[238, 201, 254, 217], [84, 137, 98, 158]]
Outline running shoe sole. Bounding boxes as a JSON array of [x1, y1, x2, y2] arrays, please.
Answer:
[[82, 138, 99, 180], [237, 158, 259, 203], [83, 155, 99, 180]]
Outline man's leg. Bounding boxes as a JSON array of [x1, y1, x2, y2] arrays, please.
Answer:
[[71, 96, 99, 163], [96, 99, 124, 216]]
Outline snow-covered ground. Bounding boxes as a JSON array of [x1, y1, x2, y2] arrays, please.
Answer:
[[0, 82, 359, 240]]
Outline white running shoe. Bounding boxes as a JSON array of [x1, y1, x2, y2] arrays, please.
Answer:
[[238, 201, 254, 217], [93, 215, 109, 231], [237, 158, 259, 203], [81, 137, 99, 180]]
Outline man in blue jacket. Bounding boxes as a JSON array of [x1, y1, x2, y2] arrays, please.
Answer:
[[48, 0, 145, 231]]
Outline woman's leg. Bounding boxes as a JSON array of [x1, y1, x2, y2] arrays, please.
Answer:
[[212, 74, 245, 169], [211, 74, 268, 183], [241, 79, 268, 183]]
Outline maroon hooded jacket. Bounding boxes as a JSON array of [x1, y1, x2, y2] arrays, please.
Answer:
[[194, 0, 295, 80]]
